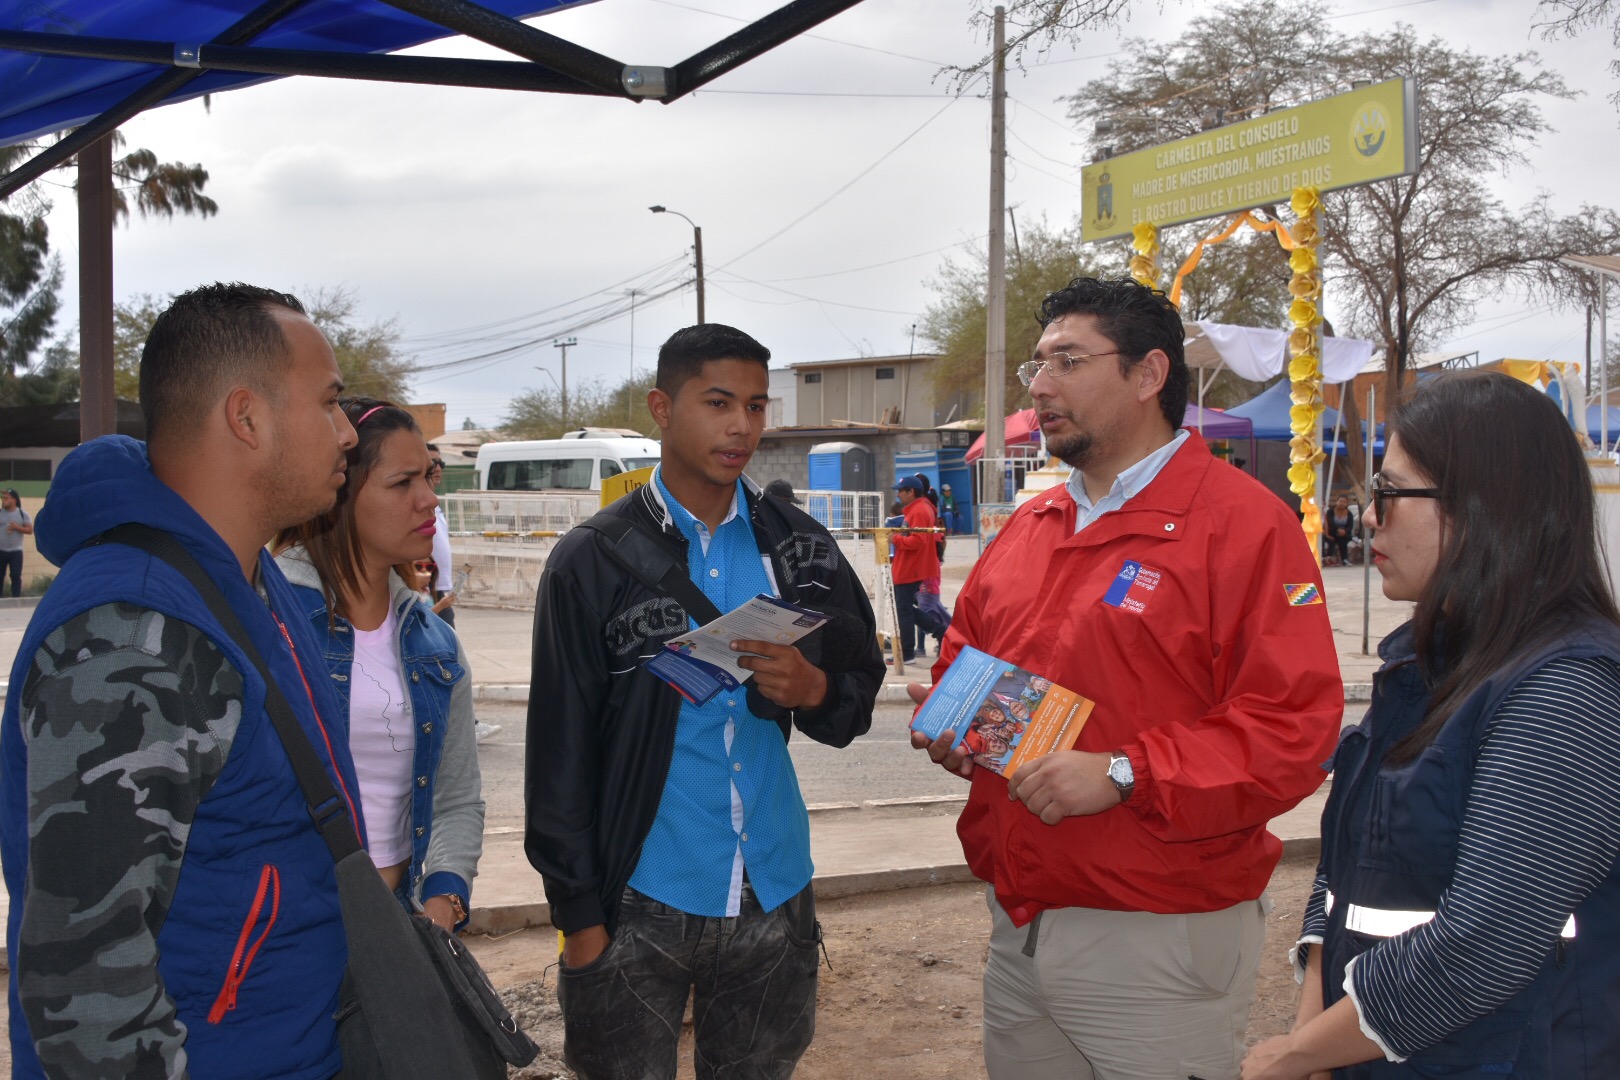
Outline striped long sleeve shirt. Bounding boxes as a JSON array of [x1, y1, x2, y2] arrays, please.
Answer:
[[1297, 655, 1620, 1061]]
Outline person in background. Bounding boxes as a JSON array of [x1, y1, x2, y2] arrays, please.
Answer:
[[939, 482, 960, 534], [276, 398, 485, 933], [3, 282, 361, 1078], [0, 489, 32, 598], [764, 478, 801, 505], [425, 442, 456, 626], [1324, 494, 1356, 566], [892, 475, 940, 664], [912, 277, 1341, 1080], [1244, 372, 1620, 1079]]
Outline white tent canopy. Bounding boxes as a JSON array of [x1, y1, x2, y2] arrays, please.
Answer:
[[1184, 321, 1377, 385]]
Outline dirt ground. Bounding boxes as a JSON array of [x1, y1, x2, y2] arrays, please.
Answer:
[[0, 860, 1308, 1078], [479, 858, 1314, 1079]]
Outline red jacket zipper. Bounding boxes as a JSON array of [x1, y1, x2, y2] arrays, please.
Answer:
[[208, 864, 281, 1023]]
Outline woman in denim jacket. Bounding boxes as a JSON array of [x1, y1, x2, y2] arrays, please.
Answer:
[[276, 396, 484, 931]]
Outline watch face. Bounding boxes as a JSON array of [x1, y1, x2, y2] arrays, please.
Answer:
[[1109, 755, 1134, 787]]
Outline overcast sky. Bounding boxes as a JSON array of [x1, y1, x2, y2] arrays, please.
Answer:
[[26, 0, 1620, 428]]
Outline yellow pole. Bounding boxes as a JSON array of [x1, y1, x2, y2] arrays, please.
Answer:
[[1129, 222, 1160, 290], [1285, 187, 1326, 563]]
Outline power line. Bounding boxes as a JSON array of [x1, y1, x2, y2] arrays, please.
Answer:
[[749, 236, 987, 283], [715, 96, 962, 271], [711, 269, 925, 316]]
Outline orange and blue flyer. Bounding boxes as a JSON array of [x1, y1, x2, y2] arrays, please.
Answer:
[[909, 646, 1095, 778]]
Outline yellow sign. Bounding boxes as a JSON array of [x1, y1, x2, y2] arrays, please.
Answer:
[[1081, 78, 1417, 243], [600, 466, 656, 507]]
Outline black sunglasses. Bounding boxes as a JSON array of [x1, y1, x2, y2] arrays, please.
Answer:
[[1370, 471, 1439, 523]]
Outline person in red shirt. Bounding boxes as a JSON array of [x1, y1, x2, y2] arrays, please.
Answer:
[[890, 475, 939, 663], [911, 277, 1341, 1080]]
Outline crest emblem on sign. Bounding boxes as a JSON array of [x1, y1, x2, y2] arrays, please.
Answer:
[[1351, 103, 1388, 158]]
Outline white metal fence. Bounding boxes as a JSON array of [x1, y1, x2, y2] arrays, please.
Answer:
[[437, 489, 891, 611], [803, 491, 886, 531]]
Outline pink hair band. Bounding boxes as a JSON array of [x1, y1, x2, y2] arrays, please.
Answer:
[[355, 405, 387, 426]]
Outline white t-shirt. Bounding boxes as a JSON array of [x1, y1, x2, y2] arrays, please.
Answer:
[[431, 506, 453, 591], [349, 605, 416, 867]]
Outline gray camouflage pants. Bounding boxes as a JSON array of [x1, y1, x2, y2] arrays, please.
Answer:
[[558, 883, 820, 1080]]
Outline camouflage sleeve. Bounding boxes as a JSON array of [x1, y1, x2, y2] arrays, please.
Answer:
[[17, 602, 243, 1079]]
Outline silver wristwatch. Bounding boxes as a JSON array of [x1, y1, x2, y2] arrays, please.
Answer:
[[1107, 751, 1135, 803]]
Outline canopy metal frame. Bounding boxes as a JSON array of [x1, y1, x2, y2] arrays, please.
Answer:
[[0, 0, 865, 439], [0, 0, 864, 197]]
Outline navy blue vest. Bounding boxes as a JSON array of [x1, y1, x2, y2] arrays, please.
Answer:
[[3, 438, 361, 1080], [1320, 621, 1620, 1078]]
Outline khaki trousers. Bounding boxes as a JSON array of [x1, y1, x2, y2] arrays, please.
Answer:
[[982, 888, 1267, 1080]]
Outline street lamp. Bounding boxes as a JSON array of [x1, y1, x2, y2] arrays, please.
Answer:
[[649, 204, 705, 324]]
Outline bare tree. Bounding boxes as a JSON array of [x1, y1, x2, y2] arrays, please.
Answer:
[[1536, 0, 1620, 109], [1066, 2, 1620, 398]]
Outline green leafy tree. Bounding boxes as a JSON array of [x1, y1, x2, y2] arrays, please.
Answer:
[[0, 133, 218, 396], [501, 370, 660, 440], [920, 213, 1289, 416], [921, 218, 1106, 420], [302, 285, 417, 403], [0, 336, 78, 407], [112, 293, 165, 400]]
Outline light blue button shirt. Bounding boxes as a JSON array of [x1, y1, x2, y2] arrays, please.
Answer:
[[1066, 429, 1189, 534], [627, 469, 813, 918]]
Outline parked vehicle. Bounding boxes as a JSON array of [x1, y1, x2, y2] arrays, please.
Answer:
[[475, 433, 660, 492]]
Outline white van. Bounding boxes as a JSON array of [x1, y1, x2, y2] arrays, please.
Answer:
[[475, 433, 661, 492]]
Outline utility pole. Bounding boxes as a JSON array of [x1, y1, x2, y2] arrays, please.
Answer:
[[554, 337, 577, 428], [626, 289, 639, 425], [693, 225, 706, 325], [983, 5, 1008, 482]]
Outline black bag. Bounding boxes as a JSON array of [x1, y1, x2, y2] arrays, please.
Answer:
[[103, 524, 538, 1080]]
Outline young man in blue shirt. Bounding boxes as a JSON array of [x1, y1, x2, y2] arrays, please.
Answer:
[[526, 324, 885, 1080]]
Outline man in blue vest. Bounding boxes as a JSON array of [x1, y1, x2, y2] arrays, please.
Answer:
[[2, 283, 362, 1079]]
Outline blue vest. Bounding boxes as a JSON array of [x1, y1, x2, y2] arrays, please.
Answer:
[[283, 579, 466, 905], [2, 440, 360, 1080], [1320, 621, 1620, 1078]]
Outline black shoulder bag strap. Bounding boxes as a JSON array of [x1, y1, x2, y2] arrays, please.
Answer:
[[102, 524, 364, 858], [577, 511, 725, 626], [100, 523, 480, 1080]]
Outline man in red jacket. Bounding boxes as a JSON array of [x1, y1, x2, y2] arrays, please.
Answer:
[[911, 277, 1341, 1079], [890, 475, 939, 663]]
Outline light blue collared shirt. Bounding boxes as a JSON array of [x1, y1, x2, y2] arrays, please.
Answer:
[[627, 468, 813, 918], [1066, 429, 1189, 534]]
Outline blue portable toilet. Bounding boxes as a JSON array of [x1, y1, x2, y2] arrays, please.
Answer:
[[807, 442, 874, 491], [807, 441, 875, 529]]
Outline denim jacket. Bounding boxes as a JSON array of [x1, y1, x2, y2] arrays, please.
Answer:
[[276, 548, 485, 925]]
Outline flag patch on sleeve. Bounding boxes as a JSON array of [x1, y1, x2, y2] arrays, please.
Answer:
[[1284, 583, 1323, 607]]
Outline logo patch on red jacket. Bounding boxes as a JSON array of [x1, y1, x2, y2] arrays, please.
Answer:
[[1102, 559, 1162, 614], [1284, 582, 1323, 606]]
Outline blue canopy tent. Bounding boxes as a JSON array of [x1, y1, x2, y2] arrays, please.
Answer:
[[0, 0, 867, 437], [1588, 405, 1620, 448], [1224, 379, 1341, 440]]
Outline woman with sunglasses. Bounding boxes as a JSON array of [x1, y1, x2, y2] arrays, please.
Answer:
[[1244, 371, 1620, 1079], [274, 397, 485, 932]]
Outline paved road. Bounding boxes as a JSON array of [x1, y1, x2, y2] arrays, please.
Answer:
[[472, 699, 1370, 834]]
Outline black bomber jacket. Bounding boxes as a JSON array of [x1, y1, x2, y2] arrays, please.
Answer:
[[523, 477, 885, 935]]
